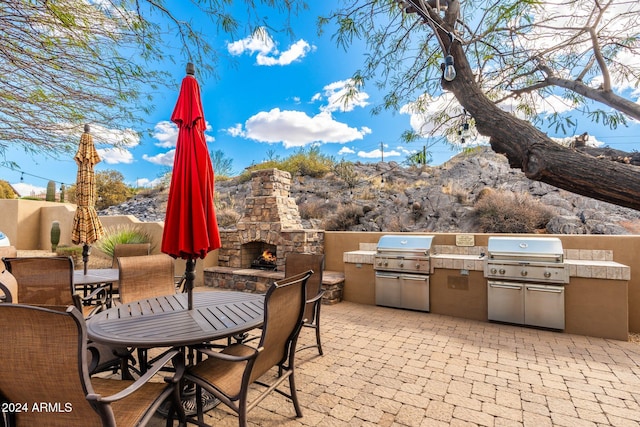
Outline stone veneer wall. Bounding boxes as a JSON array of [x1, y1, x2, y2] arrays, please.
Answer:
[[216, 168, 324, 271]]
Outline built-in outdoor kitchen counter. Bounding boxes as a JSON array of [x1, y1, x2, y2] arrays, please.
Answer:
[[343, 238, 631, 341]]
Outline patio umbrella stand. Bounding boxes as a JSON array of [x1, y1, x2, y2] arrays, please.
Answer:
[[71, 124, 105, 274]]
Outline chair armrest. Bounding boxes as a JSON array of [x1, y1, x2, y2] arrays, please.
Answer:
[[191, 344, 262, 362], [89, 350, 184, 403], [306, 289, 325, 304]]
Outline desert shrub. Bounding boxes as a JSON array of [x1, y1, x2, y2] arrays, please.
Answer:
[[323, 203, 364, 231], [216, 208, 241, 228], [94, 225, 154, 258], [472, 189, 555, 233], [55, 244, 83, 266], [240, 146, 334, 181], [298, 199, 338, 220], [334, 160, 358, 188]]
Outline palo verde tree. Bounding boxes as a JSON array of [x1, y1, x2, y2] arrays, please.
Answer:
[[321, 0, 640, 210], [0, 1, 307, 159]]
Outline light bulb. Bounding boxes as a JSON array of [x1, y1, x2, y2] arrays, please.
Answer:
[[443, 55, 456, 82]]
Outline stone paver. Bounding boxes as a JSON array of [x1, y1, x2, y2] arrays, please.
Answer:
[[145, 301, 640, 426]]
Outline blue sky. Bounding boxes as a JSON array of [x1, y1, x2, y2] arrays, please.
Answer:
[[3, 1, 640, 196]]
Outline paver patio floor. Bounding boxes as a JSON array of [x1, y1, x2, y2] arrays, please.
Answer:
[[148, 300, 640, 427]]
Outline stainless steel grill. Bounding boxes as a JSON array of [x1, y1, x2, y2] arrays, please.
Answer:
[[484, 236, 568, 330], [374, 235, 433, 312]]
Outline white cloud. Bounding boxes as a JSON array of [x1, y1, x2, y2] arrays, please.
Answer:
[[338, 146, 355, 155], [315, 79, 370, 113], [143, 150, 175, 166], [11, 182, 45, 197], [228, 28, 313, 66], [96, 147, 134, 164], [240, 108, 371, 148], [227, 28, 275, 56], [357, 148, 402, 159], [152, 120, 215, 149], [90, 124, 140, 148], [225, 123, 245, 137], [152, 121, 179, 148], [130, 177, 165, 188]]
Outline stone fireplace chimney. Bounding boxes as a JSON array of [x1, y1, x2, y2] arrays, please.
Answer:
[[217, 168, 323, 271]]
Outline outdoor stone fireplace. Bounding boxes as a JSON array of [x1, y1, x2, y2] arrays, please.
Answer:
[[216, 168, 324, 271]]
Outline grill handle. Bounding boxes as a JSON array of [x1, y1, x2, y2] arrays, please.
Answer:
[[526, 285, 563, 293], [375, 273, 400, 279], [489, 283, 522, 290]]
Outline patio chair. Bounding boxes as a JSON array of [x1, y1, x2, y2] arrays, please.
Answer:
[[3, 256, 107, 316], [0, 304, 185, 427], [116, 253, 176, 304], [117, 253, 177, 372], [111, 242, 152, 268], [2, 256, 131, 377], [285, 253, 325, 355], [179, 270, 312, 427]]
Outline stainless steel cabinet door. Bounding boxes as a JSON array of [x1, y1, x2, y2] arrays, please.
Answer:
[[487, 281, 524, 324], [524, 284, 565, 330], [400, 274, 429, 312], [375, 272, 401, 308]]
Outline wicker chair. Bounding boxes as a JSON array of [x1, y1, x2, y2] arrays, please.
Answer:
[[0, 304, 185, 427], [285, 253, 325, 355], [180, 270, 312, 427], [111, 242, 152, 268]]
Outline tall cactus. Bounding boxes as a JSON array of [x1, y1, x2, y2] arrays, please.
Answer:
[[60, 184, 65, 202], [46, 180, 56, 202], [50, 221, 61, 252]]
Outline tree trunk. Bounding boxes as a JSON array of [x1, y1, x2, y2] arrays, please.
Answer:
[[445, 42, 640, 212]]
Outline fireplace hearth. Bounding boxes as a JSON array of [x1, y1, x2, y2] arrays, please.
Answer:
[[217, 168, 323, 271]]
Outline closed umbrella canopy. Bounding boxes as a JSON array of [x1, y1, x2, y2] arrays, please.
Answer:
[[72, 124, 105, 274], [162, 63, 221, 309]]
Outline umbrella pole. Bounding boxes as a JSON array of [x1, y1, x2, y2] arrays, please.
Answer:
[[82, 243, 90, 275], [186, 258, 196, 310]]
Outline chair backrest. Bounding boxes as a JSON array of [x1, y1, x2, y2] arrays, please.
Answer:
[[0, 267, 18, 303], [117, 254, 176, 303], [250, 270, 311, 382], [0, 304, 105, 426], [0, 246, 17, 259], [3, 257, 75, 306], [111, 242, 151, 268], [285, 253, 324, 320]]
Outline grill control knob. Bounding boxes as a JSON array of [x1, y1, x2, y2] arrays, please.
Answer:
[[416, 263, 420, 269], [384, 261, 388, 267], [499, 269, 506, 275], [521, 270, 528, 277], [490, 268, 497, 274], [544, 271, 551, 278], [399, 262, 404, 267]]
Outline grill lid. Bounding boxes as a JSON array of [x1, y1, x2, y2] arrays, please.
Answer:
[[376, 235, 434, 254], [487, 236, 564, 261]]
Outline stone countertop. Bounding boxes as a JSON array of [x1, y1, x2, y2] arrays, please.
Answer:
[[343, 250, 630, 281]]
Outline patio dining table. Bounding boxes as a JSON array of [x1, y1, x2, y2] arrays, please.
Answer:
[[86, 290, 265, 348]]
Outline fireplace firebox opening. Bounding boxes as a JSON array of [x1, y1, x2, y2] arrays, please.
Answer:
[[242, 241, 277, 270]]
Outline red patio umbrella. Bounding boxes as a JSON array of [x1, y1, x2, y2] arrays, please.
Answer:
[[161, 63, 221, 310]]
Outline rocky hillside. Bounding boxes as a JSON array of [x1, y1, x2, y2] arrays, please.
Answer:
[[100, 147, 640, 235]]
